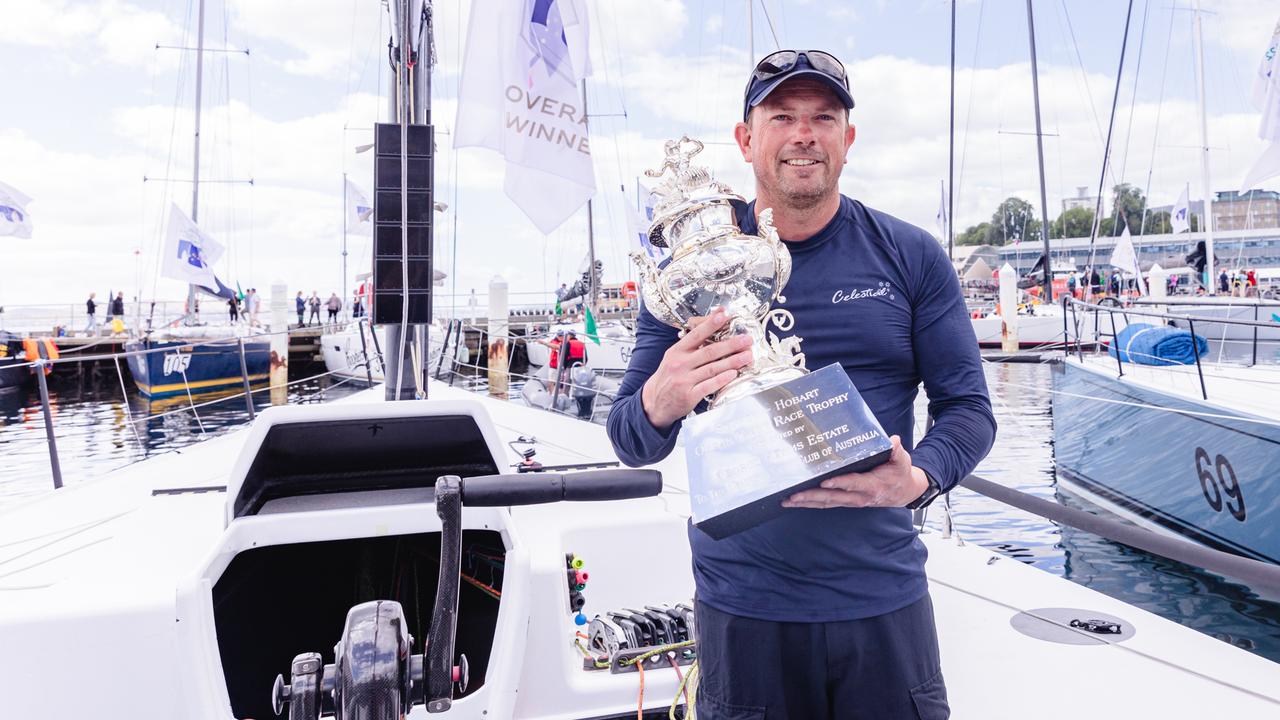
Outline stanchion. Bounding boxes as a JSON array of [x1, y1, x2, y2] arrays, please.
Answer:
[[238, 337, 255, 419], [488, 276, 509, 399], [34, 361, 64, 489], [270, 283, 289, 405], [356, 320, 375, 385]]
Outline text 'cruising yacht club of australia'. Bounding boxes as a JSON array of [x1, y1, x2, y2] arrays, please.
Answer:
[[3, 2, 1280, 720]]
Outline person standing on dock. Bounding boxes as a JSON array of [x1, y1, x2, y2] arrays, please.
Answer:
[[247, 288, 261, 327], [608, 50, 995, 719], [84, 293, 97, 335], [109, 291, 124, 319], [295, 291, 305, 327], [307, 291, 321, 326], [326, 292, 342, 325]]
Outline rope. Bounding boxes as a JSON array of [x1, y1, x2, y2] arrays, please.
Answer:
[[177, 356, 208, 435], [112, 354, 146, 450], [959, 474, 1280, 600]]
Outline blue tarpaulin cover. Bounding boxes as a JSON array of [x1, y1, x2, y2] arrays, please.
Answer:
[[1108, 322, 1209, 366]]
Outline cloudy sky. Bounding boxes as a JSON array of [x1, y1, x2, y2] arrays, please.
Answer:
[[1, 0, 1276, 311]]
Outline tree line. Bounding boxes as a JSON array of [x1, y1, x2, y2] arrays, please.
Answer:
[[955, 183, 1199, 246]]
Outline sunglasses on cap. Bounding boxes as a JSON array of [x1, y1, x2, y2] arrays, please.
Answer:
[[752, 50, 849, 89]]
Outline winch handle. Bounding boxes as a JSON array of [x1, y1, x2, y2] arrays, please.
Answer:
[[459, 469, 663, 506]]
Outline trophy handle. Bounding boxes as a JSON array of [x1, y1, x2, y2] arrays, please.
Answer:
[[630, 251, 681, 328]]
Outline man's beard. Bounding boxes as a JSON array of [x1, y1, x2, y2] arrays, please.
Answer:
[[766, 167, 834, 211]]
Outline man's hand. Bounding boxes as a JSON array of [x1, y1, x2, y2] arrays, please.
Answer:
[[782, 435, 928, 509], [640, 308, 754, 430]]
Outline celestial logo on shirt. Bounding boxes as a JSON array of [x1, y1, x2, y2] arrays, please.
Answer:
[[832, 281, 895, 304]]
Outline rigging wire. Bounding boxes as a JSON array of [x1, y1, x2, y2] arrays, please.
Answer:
[[1141, 0, 1177, 243], [757, 0, 781, 51], [1082, 0, 1137, 295], [955, 0, 986, 235], [1118, 0, 1153, 189], [1140, 2, 1177, 244], [1057, 0, 1116, 189], [150, 0, 198, 304]]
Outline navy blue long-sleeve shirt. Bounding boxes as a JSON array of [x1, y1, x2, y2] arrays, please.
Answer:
[[606, 195, 996, 622]]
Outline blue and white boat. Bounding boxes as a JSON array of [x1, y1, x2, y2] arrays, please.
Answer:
[[1053, 307, 1280, 564], [125, 330, 269, 399]]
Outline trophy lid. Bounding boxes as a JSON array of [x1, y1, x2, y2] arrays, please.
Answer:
[[644, 137, 744, 249]]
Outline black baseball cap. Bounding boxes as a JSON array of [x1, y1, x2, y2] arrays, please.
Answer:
[[743, 50, 854, 122]]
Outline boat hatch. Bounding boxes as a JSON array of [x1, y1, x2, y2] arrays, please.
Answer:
[[231, 414, 500, 519]]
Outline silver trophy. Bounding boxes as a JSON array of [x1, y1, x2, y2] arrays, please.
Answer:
[[631, 136, 808, 408]]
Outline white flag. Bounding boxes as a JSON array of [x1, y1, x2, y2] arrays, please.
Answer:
[[1110, 221, 1146, 295], [0, 180, 33, 239], [935, 180, 949, 241], [455, 0, 595, 234], [345, 178, 373, 235], [626, 182, 666, 260], [161, 202, 225, 288], [1171, 184, 1191, 234], [1241, 17, 1280, 191], [1252, 18, 1280, 143]]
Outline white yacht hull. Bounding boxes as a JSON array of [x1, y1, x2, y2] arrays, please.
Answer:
[[1, 383, 1278, 718]]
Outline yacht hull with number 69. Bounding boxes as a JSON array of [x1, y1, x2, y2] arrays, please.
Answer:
[[1052, 356, 1280, 565]]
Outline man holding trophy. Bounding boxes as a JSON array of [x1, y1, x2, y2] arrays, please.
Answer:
[[607, 50, 995, 718]]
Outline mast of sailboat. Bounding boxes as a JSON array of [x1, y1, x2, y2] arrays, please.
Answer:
[[947, 0, 955, 262], [385, 0, 432, 401], [1193, 0, 1217, 294], [186, 0, 207, 323], [1081, 2, 1135, 300], [1024, 0, 1054, 302], [582, 79, 597, 316]]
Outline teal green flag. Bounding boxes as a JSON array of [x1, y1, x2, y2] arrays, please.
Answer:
[[584, 306, 600, 345]]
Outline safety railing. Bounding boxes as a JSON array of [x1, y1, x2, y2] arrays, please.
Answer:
[[427, 318, 622, 423], [0, 300, 189, 336], [3, 319, 377, 491], [1063, 296, 1280, 401]]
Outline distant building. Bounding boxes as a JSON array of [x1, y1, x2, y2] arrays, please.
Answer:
[[1212, 190, 1280, 231], [1062, 186, 1100, 214], [995, 227, 1280, 276], [1147, 189, 1279, 231]]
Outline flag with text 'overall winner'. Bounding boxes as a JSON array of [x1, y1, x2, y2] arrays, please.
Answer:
[[161, 202, 225, 288], [1242, 17, 1280, 191], [455, 0, 595, 234], [0, 180, 33, 239]]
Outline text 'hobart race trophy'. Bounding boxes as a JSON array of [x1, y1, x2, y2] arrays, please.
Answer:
[[632, 136, 892, 539]]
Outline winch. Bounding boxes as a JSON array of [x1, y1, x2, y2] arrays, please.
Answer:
[[271, 468, 662, 719]]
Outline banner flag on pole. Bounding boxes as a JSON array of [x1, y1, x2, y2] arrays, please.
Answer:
[[0, 180, 33, 239], [1171, 183, 1191, 234], [345, 178, 373, 235], [161, 202, 225, 288], [454, 0, 595, 234], [1241, 17, 1280, 191], [1109, 215, 1146, 296], [583, 305, 600, 344], [626, 181, 666, 260]]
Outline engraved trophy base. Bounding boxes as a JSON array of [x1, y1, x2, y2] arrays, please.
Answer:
[[707, 364, 807, 409], [682, 364, 894, 539]]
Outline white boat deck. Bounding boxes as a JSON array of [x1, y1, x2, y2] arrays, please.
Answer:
[[1, 382, 1278, 717], [1073, 354, 1280, 424]]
